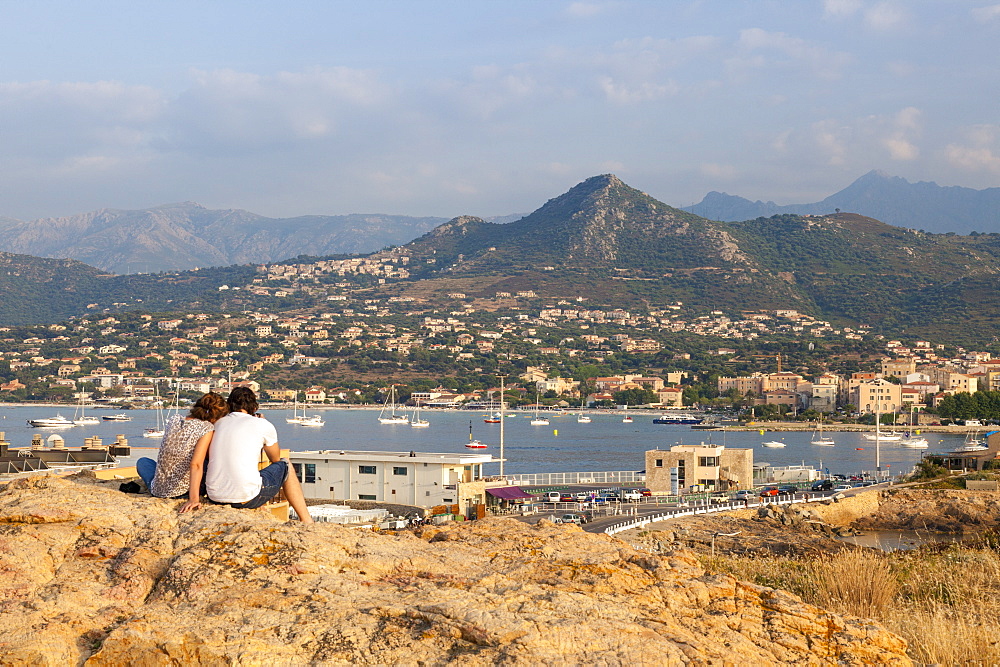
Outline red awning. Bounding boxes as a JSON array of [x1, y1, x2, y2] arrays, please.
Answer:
[[486, 486, 534, 500]]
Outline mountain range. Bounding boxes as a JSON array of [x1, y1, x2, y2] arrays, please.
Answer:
[[4, 174, 1000, 344], [0, 204, 449, 274], [683, 170, 1000, 234]]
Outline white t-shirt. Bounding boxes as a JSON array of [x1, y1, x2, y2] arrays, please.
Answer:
[[206, 411, 279, 503]]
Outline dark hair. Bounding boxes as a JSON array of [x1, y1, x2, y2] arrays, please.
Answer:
[[189, 392, 228, 423], [227, 387, 259, 415]]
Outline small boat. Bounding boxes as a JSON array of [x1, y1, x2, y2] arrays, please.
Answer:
[[957, 430, 987, 451], [410, 401, 429, 428], [102, 413, 131, 422], [577, 414, 591, 424], [530, 391, 549, 425], [484, 412, 501, 424], [863, 432, 901, 441], [856, 447, 864, 451], [810, 418, 835, 446], [27, 414, 74, 428], [72, 396, 100, 426], [762, 440, 786, 448], [143, 387, 166, 438], [898, 436, 928, 449], [464, 420, 488, 448], [622, 415, 633, 423], [298, 414, 325, 427], [378, 386, 409, 425], [286, 392, 304, 424]]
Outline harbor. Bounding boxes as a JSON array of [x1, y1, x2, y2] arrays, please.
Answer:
[[0, 405, 977, 481]]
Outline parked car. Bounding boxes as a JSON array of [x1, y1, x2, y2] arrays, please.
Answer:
[[811, 480, 834, 492], [574, 492, 591, 502], [833, 484, 853, 491], [637, 488, 652, 497], [620, 489, 643, 501], [559, 513, 587, 525], [560, 493, 575, 502], [733, 489, 756, 500], [545, 492, 562, 503], [759, 486, 780, 497], [777, 485, 799, 496], [593, 495, 618, 504]]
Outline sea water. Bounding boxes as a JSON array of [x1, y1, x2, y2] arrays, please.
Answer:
[[0, 406, 966, 477]]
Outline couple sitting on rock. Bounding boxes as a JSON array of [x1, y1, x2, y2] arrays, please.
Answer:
[[136, 387, 312, 523]]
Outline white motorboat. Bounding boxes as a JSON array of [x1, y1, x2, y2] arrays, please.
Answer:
[[378, 386, 409, 424], [577, 414, 591, 423], [102, 413, 131, 422], [863, 432, 901, 441], [27, 414, 74, 428], [464, 420, 488, 448], [298, 414, 325, 427], [762, 440, 786, 448], [898, 436, 929, 449]]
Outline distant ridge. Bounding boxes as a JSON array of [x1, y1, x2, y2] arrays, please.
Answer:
[[0, 203, 448, 274], [683, 170, 1000, 233]]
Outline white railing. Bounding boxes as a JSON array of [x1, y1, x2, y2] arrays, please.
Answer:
[[603, 493, 829, 536], [507, 470, 644, 486]]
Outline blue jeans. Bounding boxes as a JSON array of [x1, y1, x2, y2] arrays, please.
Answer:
[[229, 461, 288, 509], [136, 457, 156, 490]]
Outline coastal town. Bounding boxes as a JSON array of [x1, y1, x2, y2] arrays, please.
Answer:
[[0, 256, 996, 428]]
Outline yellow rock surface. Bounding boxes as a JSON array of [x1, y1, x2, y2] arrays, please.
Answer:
[[0, 474, 911, 665]]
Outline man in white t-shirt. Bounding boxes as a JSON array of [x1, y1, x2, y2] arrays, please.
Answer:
[[197, 387, 312, 522]]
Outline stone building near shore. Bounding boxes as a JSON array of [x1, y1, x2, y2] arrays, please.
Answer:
[[644, 443, 753, 493]]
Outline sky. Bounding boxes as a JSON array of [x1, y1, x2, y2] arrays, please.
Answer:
[[1, 0, 998, 222]]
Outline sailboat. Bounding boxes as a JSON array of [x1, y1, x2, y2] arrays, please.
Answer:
[[143, 387, 166, 438], [899, 405, 928, 448], [622, 406, 632, 423], [957, 429, 987, 452], [378, 386, 409, 424], [530, 391, 549, 426], [810, 417, 835, 446], [286, 392, 304, 424], [863, 413, 901, 442], [577, 394, 591, 423], [298, 413, 325, 427], [410, 400, 429, 428], [465, 420, 487, 448], [72, 394, 100, 426]]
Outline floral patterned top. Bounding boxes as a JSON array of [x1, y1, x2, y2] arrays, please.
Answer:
[[150, 415, 214, 498]]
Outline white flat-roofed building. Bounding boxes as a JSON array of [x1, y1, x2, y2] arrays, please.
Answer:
[[288, 450, 501, 518]]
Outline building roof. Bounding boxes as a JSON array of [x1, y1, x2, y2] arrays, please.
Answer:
[[290, 449, 498, 464]]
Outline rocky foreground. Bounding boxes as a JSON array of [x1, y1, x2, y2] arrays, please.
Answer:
[[0, 474, 911, 665]]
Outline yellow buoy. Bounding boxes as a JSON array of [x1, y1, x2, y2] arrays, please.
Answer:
[[553, 429, 558, 436]]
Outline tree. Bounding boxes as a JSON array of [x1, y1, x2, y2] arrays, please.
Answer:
[[612, 387, 657, 406]]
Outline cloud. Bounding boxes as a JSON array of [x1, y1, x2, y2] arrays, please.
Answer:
[[565, 2, 613, 18], [823, 0, 863, 18], [699, 163, 737, 179], [167, 67, 390, 152], [864, 2, 908, 30], [945, 125, 1000, 174], [731, 28, 852, 79], [598, 76, 677, 104], [971, 4, 1000, 22]]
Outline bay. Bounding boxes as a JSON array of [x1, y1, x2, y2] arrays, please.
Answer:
[[1, 405, 967, 478]]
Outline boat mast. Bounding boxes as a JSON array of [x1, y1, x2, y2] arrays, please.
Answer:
[[498, 373, 506, 478]]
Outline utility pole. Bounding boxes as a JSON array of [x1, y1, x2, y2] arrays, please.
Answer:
[[497, 372, 507, 478]]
